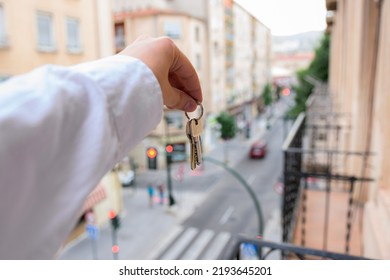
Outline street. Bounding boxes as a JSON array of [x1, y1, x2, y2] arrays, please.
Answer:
[[155, 108, 285, 260], [58, 98, 289, 260]]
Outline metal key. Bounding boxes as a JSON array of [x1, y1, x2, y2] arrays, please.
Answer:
[[185, 102, 204, 170], [189, 118, 203, 166], [186, 120, 196, 170]]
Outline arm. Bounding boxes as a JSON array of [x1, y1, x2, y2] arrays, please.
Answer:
[[0, 37, 202, 259]]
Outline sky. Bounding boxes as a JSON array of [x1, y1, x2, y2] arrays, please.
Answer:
[[234, 0, 327, 36]]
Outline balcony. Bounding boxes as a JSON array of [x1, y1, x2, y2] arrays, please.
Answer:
[[219, 83, 373, 260], [280, 83, 374, 258]]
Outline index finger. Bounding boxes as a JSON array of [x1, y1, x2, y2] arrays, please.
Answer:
[[170, 45, 203, 103]]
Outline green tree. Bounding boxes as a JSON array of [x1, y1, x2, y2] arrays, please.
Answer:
[[287, 34, 330, 119], [216, 111, 236, 140], [262, 83, 273, 106], [215, 111, 237, 164]]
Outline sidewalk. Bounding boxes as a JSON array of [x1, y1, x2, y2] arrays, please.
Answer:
[[58, 187, 208, 259]]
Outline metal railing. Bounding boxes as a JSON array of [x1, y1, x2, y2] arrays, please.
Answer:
[[281, 85, 374, 256], [224, 237, 371, 260]]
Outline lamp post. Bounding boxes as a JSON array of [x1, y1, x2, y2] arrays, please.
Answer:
[[164, 115, 175, 207]]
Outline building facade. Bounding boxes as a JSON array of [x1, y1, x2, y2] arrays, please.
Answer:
[[113, 0, 271, 168], [0, 0, 120, 243], [0, 0, 113, 78], [113, 7, 210, 169], [326, 0, 390, 259]]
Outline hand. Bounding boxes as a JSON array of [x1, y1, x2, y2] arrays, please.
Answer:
[[119, 36, 202, 112]]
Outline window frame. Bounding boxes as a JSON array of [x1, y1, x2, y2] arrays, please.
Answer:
[[0, 4, 7, 47], [36, 11, 56, 52], [66, 16, 82, 54], [164, 21, 181, 39]]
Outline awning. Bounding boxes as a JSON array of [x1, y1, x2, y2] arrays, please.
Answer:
[[82, 183, 107, 213]]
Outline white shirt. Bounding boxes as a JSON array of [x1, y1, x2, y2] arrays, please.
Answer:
[[0, 55, 163, 259]]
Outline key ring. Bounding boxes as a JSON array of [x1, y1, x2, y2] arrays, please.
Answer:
[[185, 101, 203, 121]]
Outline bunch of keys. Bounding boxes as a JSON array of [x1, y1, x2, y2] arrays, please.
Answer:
[[185, 102, 204, 170]]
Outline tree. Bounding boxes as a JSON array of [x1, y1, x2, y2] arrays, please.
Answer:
[[261, 83, 273, 107], [216, 111, 236, 140], [215, 111, 237, 164], [262, 83, 274, 129], [286, 34, 330, 119]]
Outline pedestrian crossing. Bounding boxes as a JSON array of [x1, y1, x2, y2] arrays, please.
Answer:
[[156, 226, 232, 260]]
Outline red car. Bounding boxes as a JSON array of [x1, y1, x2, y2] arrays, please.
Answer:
[[249, 140, 267, 159]]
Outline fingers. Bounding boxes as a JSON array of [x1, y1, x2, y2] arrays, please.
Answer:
[[170, 44, 203, 104], [120, 36, 203, 112], [160, 81, 198, 112]]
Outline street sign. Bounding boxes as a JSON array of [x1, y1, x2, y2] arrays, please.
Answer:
[[86, 224, 99, 240], [239, 242, 259, 260]]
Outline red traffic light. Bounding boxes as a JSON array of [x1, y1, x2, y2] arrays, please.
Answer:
[[282, 87, 291, 96], [166, 144, 173, 153], [112, 245, 120, 254], [147, 147, 157, 159], [108, 210, 116, 219]]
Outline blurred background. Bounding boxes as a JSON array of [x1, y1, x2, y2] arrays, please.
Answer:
[[1, 0, 389, 260]]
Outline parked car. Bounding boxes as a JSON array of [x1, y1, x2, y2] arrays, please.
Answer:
[[249, 140, 267, 159], [118, 169, 135, 187]]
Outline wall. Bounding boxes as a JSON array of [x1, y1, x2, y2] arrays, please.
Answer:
[[0, 0, 113, 77], [328, 0, 390, 259]]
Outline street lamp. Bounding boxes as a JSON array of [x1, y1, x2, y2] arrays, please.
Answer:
[[108, 210, 120, 260]]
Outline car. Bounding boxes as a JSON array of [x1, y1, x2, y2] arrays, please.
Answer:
[[118, 169, 135, 187], [249, 140, 267, 159]]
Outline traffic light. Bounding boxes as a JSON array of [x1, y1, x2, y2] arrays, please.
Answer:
[[165, 144, 173, 153], [166, 144, 173, 165], [146, 147, 158, 170], [112, 245, 120, 254], [108, 210, 120, 230]]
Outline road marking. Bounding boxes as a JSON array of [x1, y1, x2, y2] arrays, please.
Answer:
[[200, 232, 231, 260], [219, 206, 234, 225], [160, 227, 199, 260], [248, 174, 256, 185], [146, 225, 184, 260], [181, 229, 214, 260]]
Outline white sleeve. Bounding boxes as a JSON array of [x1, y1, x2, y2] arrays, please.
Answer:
[[0, 55, 163, 259]]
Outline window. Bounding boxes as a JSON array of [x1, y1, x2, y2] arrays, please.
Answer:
[[213, 42, 219, 55], [164, 21, 181, 39], [0, 4, 6, 46], [114, 22, 125, 51], [165, 111, 184, 130], [195, 53, 201, 70], [195, 26, 200, 42], [36, 11, 55, 52], [66, 17, 81, 53]]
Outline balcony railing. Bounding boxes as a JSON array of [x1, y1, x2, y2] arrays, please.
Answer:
[[224, 237, 370, 260], [281, 83, 374, 257]]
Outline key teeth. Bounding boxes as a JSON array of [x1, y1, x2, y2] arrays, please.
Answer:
[[187, 118, 203, 171]]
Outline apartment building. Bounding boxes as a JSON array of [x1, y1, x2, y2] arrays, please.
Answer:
[[113, 6, 209, 169], [0, 0, 120, 243], [113, 0, 271, 168], [229, 3, 271, 125], [0, 0, 113, 77], [326, 0, 390, 259]]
